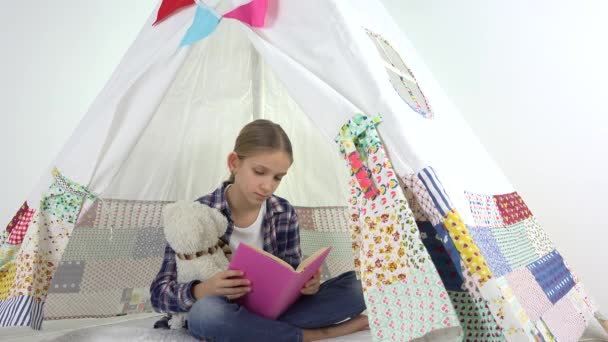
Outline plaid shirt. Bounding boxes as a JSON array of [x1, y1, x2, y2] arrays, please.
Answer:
[[150, 182, 302, 314]]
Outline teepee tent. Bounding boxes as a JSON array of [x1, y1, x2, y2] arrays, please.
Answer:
[[0, 0, 602, 340]]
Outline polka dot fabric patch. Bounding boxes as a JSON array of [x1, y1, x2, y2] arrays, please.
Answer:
[[505, 268, 552, 322], [541, 297, 586, 341], [522, 217, 554, 258]]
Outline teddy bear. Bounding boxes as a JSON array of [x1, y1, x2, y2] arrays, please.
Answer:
[[162, 200, 232, 329]]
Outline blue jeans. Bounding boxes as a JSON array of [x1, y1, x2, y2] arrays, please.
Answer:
[[187, 271, 366, 342]]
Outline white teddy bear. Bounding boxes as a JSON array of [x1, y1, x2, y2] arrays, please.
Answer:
[[162, 200, 232, 329]]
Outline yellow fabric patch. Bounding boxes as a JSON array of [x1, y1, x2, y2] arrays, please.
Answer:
[[443, 210, 493, 285], [0, 261, 17, 300]]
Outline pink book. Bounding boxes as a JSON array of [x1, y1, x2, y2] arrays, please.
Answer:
[[228, 243, 332, 320]]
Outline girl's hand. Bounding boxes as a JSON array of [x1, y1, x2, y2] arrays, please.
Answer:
[[301, 270, 321, 295], [194, 270, 251, 300]]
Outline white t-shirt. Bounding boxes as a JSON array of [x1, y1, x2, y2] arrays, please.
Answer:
[[226, 186, 265, 251]]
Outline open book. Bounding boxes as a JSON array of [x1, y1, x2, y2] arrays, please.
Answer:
[[228, 243, 332, 320]]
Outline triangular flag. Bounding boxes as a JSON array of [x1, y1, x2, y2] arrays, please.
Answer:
[[154, 0, 196, 25], [223, 0, 268, 27], [180, 5, 220, 46]]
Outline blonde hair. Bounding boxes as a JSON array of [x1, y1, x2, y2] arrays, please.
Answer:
[[228, 119, 293, 183]]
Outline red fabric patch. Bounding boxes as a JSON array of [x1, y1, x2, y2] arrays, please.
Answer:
[[493, 192, 532, 225], [8, 206, 35, 245], [6, 201, 29, 233], [154, 0, 195, 25]]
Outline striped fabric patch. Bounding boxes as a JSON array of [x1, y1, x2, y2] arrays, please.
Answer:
[[527, 250, 575, 304], [464, 192, 504, 228], [417, 167, 453, 218], [494, 192, 532, 226], [0, 295, 43, 329], [490, 223, 538, 270]]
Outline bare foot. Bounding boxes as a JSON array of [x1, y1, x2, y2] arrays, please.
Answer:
[[302, 315, 369, 342]]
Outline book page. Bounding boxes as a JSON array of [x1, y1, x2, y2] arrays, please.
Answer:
[[296, 246, 332, 273], [238, 243, 296, 271]]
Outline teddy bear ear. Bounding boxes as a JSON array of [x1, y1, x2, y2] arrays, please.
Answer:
[[210, 209, 228, 236]]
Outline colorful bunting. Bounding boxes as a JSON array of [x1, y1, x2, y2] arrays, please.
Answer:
[[223, 0, 268, 27], [180, 5, 221, 46], [154, 0, 196, 25]]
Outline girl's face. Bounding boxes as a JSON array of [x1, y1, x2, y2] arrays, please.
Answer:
[[228, 150, 292, 206]]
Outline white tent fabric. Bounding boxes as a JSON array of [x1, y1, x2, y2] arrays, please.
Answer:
[[1, 0, 602, 341]]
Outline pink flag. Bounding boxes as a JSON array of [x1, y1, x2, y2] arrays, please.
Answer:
[[154, 0, 195, 25], [223, 0, 268, 27]]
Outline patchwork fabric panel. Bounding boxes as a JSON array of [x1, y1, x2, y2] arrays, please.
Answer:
[[464, 192, 504, 228], [505, 268, 552, 322], [43, 198, 168, 320], [490, 223, 538, 271], [365, 267, 460, 341], [468, 227, 511, 278], [338, 114, 459, 340], [527, 250, 575, 304], [418, 221, 463, 291], [493, 192, 532, 226], [0, 171, 97, 327], [522, 217, 554, 258], [448, 290, 504, 341], [7, 206, 35, 245], [541, 297, 587, 342]]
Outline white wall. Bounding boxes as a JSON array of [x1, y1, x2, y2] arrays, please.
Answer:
[[381, 0, 608, 309], [0, 0, 606, 310], [0, 1, 157, 225]]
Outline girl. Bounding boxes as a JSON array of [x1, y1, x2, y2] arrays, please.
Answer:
[[150, 119, 368, 341]]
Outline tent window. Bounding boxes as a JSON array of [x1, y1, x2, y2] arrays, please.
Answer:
[[365, 29, 433, 119]]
